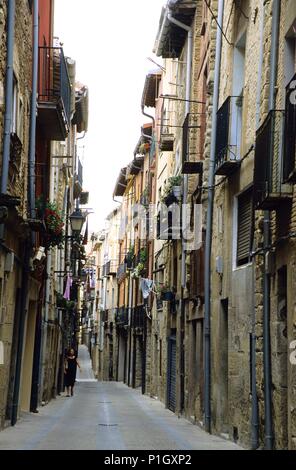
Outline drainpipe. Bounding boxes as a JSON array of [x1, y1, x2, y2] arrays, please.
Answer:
[[263, 0, 280, 451], [28, 0, 39, 219], [250, 0, 265, 451], [127, 271, 133, 387], [1, 0, 15, 196], [141, 106, 155, 139], [204, 0, 224, 434]]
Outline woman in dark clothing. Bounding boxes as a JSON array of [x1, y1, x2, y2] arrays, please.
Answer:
[[64, 348, 81, 396]]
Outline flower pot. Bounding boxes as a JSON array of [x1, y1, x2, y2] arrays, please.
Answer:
[[172, 186, 182, 198]]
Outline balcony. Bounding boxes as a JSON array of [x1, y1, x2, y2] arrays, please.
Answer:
[[254, 110, 292, 210], [215, 97, 241, 176], [74, 159, 83, 199], [103, 261, 117, 277], [283, 73, 296, 182], [117, 262, 127, 282], [115, 307, 128, 327], [38, 47, 71, 141], [159, 127, 174, 152], [131, 306, 144, 332]]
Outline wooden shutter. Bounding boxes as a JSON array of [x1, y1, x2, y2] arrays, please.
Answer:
[[237, 189, 252, 266]]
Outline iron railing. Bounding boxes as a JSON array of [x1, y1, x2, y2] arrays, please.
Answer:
[[215, 96, 242, 175], [283, 73, 296, 182], [253, 110, 290, 209], [117, 262, 127, 281], [115, 307, 128, 326], [77, 159, 83, 188], [131, 306, 144, 329], [38, 46, 71, 128]]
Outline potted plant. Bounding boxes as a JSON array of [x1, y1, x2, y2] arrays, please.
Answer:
[[168, 175, 182, 198], [125, 245, 134, 269], [36, 197, 65, 248], [131, 262, 145, 279], [139, 248, 148, 264], [139, 142, 150, 154]]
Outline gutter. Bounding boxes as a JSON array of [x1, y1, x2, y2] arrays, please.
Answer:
[[204, 0, 224, 434], [28, 0, 39, 219]]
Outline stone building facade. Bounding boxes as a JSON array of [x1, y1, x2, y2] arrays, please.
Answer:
[[85, 0, 296, 450]]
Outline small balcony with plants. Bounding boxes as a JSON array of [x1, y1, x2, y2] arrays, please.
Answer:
[[131, 248, 147, 279], [160, 175, 182, 206], [35, 196, 65, 248]]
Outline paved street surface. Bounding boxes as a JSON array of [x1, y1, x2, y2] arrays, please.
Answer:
[[0, 346, 242, 450]]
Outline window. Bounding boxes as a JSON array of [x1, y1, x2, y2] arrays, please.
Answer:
[[11, 75, 18, 134], [230, 33, 246, 160], [11, 75, 23, 141], [236, 188, 252, 266]]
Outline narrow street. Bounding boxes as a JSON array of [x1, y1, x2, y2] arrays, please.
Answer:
[[0, 346, 241, 451]]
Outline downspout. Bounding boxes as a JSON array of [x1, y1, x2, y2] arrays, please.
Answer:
[[204, 0, 224, 434], [1, 0, 15, 196], [28, 0, 39, 219], [263, 0, 280, 451], [251, 0, 265, 450], [128, 271, 133, 387]]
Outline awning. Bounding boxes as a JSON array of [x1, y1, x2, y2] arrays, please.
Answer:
[[126, 156, 144, 177], [141, 70, 162, 108], [113, 168, 127, 197], [153, 1, 197, 58]]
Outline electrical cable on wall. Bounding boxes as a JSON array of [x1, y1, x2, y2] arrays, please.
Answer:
[[203, 0, 233, 46]]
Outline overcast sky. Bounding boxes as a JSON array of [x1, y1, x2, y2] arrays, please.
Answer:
[[54, 0, 165, 233]]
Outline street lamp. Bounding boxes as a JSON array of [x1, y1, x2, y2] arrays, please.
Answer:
[[69, 208, 85, 235]]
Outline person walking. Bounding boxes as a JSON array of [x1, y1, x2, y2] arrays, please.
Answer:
[[64, 348, 81, 397]]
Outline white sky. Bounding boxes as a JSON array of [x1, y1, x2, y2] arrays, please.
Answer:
[[54, 0, 165, 233]]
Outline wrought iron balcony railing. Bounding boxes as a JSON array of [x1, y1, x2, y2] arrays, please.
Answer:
[[38, 46, 71, 140], [115, 307, 128, 326], [215, 96, 242, 176], [254, 110, 292, 210], [131, 306, 144, 330], [117, 262, 127, 282], [283, 73, 296, 183]]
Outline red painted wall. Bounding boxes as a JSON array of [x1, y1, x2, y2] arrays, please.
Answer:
[[38, 0, 54, 46], [36, 0, 54, 202]]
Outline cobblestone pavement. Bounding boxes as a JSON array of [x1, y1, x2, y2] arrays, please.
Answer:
[[0, 346, 242, 450]]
